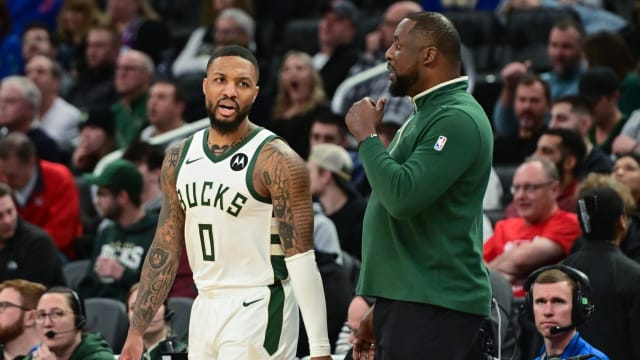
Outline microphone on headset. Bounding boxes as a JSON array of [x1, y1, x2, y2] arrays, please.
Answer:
[[45, 328, 78, 339], [549, 324, 576, 335]]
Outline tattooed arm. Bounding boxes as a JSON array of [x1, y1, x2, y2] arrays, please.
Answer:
[[120, 142, 186, 360], [255, 138, 314, 255], [255, 139, 331, 359]]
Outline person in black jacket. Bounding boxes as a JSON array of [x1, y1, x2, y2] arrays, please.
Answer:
[[66, 24, 119, 111], [563, 185, 640, 360], [0, 182, 65, 287], [313, 1, 361, 98]]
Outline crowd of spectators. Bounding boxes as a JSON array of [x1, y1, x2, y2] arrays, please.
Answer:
[[0, 0, 640, 358]]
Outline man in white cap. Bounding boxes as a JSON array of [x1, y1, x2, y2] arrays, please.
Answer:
[[307, 143, 367, 260]]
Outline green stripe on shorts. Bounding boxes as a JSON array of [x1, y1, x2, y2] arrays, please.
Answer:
[[271, 255, 288, 281], [264, 282, 284, 355]]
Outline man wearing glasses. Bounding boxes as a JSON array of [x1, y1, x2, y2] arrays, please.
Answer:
[[502, 128, 587, 218], [484, 157, 581, 297], [0, 279, 46, 359]]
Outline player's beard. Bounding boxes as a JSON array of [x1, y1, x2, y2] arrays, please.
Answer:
[[389, 67, 419, 97], [207, 100, 252, 135], [0, 313, 25, 343]]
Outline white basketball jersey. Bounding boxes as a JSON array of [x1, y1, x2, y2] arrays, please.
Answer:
[[175, 127, 287, 292]]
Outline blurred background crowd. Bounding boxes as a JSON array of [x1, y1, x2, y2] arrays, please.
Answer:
[[1, 0, 640, 359]]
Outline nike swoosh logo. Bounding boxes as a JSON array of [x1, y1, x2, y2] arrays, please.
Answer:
[[185, 157, 203, 164], [242, 298, 263, 307]]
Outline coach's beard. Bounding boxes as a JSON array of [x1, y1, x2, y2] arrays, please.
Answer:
[[389, 69, 419, 97]]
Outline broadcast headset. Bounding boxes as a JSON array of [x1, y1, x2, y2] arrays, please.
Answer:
[[523, 264, 594, 334]]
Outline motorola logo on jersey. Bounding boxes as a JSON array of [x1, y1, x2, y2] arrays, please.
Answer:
[[230, 153, 248, 171]]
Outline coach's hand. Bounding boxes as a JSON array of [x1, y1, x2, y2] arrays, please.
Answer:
[[352, 305, 376, 359], [346, 97, 386, 143], [119, 330, 144, 360]]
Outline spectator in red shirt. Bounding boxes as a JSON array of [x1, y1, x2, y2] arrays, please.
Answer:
[[484, 157, 581, 296], [0, 133, 82, 260]]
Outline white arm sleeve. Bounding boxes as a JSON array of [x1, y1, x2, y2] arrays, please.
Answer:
[[285, 250, 331, 357]]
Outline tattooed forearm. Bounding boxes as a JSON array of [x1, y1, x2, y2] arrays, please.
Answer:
[[131, 140, 185, 332], [132, 211, 183, 331], [131, 248, 178, 331], [148, 248, 169, 270], [258, 141, 314, 256]]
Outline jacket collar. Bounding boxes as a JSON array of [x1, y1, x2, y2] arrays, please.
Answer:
[[411, 76, 469, 111]]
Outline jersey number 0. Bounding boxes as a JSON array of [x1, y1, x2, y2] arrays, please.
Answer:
[[198, 223, 215, 261]]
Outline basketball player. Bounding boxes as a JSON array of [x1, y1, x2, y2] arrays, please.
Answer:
[[119, 45, 332, 359]]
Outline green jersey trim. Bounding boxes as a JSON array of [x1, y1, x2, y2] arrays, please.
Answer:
[[201, 127, 262, 163], [175, 135, 194, 183], [246, 134, 278, 204]]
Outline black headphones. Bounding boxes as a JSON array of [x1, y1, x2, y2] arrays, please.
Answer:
[[523, 265, 594, 326], [68, 289, 87, 329], [44, 287, 86, 329]]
